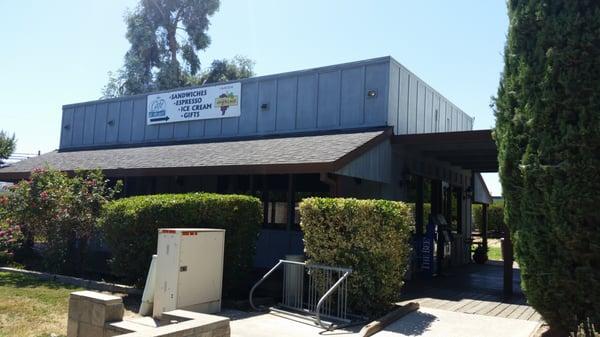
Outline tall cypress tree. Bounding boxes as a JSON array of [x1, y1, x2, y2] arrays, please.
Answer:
[[495, 0, 600, 332]]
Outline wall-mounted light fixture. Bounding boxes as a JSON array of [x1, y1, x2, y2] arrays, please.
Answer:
[[107, 120, 115, 126], [63, 124, 71, 130], [367, 89, 377, 98], [260, 103, 269, 110]]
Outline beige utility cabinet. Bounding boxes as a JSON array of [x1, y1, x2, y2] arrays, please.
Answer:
[[153, 228, 225, 318]]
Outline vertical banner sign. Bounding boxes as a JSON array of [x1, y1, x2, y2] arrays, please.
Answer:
[[146, 82, 241, 125]]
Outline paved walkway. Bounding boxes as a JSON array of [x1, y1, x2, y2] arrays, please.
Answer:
[[377, 307, 539, 337], [225, 262, 542, 336]]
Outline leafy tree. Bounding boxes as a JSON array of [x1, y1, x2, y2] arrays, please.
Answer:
[[494, 0, 600, 333], [0, 131, 16, 165], [193, 55, 255, 85], [102, 1, 256, 98]]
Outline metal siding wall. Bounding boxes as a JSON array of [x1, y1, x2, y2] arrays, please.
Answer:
[[416, 82, 426, 133], [341, 67, 366, 126], [71, 106, 85, 146], [317, 71, 340, 128], [296, 74, 318, 129], [387, 64, 399, 132], [388, 61, 473, 135], [83, 105, 95, 145], [275, 76, 297, 131], [93, 103, 107, 144], [398, 68, 410, 134], [364, 63, 388, 124], [60, 107, 74, 148], [131, 98, 147, 142], [238, 81, 258, 134], [407, 75, 418, 133], [424, 88, 433, 133], [433, 94, 441, 132], [335, 140, 391, 183], [118, 100, 133, 143], [258, 79, 277, 133], [106, 102, 120, 143], [59, 58, 391, 149]]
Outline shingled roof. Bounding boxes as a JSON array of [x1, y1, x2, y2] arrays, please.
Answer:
[[0, 129, 391, 181]]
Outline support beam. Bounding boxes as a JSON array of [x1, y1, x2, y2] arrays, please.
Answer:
[[415, 176, 424, 236]]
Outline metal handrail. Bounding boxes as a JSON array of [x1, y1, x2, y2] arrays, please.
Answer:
[[248, 259, 353, 329]]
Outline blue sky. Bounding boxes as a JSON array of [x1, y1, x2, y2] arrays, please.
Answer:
[[0, 0, 507, 195]]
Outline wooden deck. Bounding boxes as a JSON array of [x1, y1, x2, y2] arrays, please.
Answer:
[[398, 263, 542, 322]]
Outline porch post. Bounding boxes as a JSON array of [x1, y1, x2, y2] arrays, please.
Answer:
[[482, 203, 488, 252], [415, 176, 424, 236]]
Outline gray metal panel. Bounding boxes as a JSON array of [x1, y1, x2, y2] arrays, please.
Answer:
[[387, 64, 399, 131], [118, 100, 133, 143], [296, 74, 317, 129], [106, 102, 120, 143], [221, 114, 238, 136], [60, 107, 74, 148], [239, 81, 258, 133], [407, 74, 418, 134], [398, 68, 410, 134], [416, 82, 426, 133], [257, 79, 277, 133], [93, 103, 107, 144], [341, 67, 365, 126], [173, 121, 190, 139], [131, 98, 146, 142], [275, 76, 297, 131], [424, 88, 433, 133], [433, 94, 441, 132], [187, 120, 205, 138], [83, 105, 96, 145], [317, 71, 340, 128], [335, 139, 391, 183], [204, 119, 221, 137], [364, 63, 388, 124], [71, 106, 85, 146]]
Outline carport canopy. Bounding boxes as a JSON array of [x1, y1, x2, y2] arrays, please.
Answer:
[[392, 129, 498, 173]]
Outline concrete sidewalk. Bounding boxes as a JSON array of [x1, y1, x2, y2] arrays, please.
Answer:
[[372, 307, 539, 337], [225, 307, 540, 337]]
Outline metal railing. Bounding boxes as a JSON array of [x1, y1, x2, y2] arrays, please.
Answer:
[[249, 259, 353, 330]]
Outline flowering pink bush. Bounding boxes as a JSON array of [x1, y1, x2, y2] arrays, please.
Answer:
[[3, 168, 121, 273], [0, 224, 23, 265]]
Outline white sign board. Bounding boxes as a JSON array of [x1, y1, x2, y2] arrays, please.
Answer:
[[146, 82, 241, 125]]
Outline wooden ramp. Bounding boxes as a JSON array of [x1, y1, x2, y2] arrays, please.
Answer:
[[398, 263, 542, 322]]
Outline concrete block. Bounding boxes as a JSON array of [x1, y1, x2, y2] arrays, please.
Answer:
[[67, 318, 78, 337], [68, 298, 81, 320], [105, 303, 125, 322], [71, 290, 123, 305], [79, 321, 104, 337]]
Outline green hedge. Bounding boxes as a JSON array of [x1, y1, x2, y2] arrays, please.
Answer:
[[299, 198, 414, 317], [472, 202, 504, 234], [99, 192, 262, 298]]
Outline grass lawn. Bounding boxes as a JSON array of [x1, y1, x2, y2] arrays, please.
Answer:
[[0, 272, 80, 337]]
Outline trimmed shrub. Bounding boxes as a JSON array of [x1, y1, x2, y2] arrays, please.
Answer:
[[472, 202, 504, 235], [494, 1, 600, 331], [99, 192, 262, 297], [299, 198, 414, 317]]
